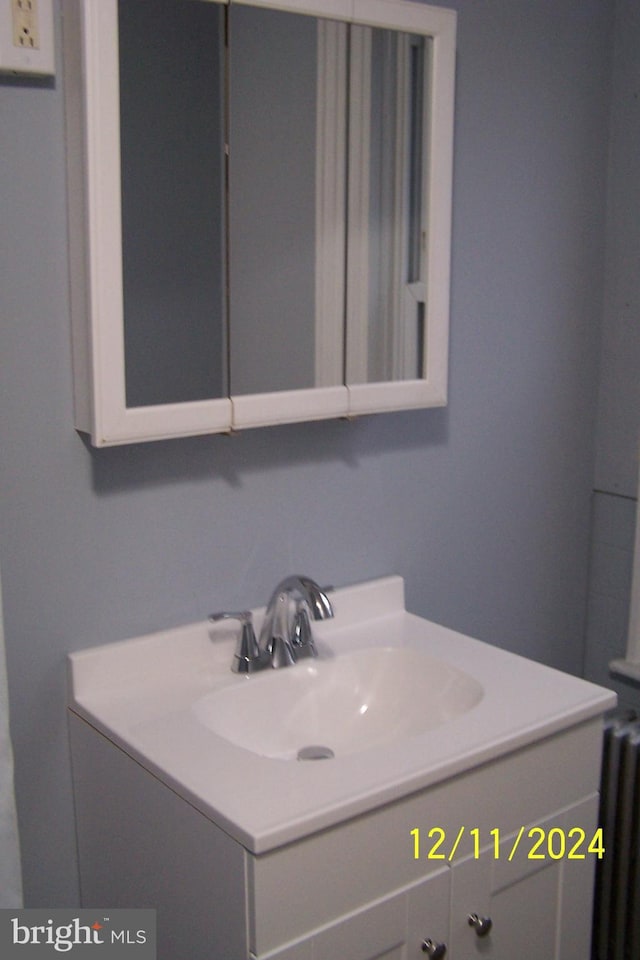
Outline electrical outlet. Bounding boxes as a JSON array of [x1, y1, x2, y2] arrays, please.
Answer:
[[12, 0, 40, 50], [0, 0, 54, 75]]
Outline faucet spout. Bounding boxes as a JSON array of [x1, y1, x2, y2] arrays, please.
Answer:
[[259, 576, 333, 668]]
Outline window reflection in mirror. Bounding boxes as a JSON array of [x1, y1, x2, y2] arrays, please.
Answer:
[[346, 27, 431, 385], [118, 0, 227, 408]]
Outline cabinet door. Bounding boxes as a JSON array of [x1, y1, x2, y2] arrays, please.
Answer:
[[449, 797, 599, 960], [407, 866, 450, 960], [63, 0, 233, 446], [313, 890, 408, 960], [257, 893, 406, 960], [451, 845, 559, 959], [260, 867, 450, 960]]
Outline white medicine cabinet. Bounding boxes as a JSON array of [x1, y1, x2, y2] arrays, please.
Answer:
[[62, 0, 456, 446]]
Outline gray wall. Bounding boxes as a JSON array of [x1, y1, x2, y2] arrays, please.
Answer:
[[595, 0, 640, 499], [0, 0, 613, 906], [584, 0, 640, 709]]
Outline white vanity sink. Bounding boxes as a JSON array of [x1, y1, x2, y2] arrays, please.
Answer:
[[193, 645, 484, 760], [68, 575, 615, 853]]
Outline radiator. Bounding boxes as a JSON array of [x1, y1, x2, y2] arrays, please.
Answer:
[[593, 711, 640, 960]]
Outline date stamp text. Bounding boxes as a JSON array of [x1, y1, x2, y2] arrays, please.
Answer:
[[410, 826, 605, 862]]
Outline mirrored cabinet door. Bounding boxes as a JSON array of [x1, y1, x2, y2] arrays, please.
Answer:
[[346, 27, 431, 386], [227, 2, 349, 429], [63, 0, 455, 446], [63, 0, 232, 446], [345, 0, 456, 416]]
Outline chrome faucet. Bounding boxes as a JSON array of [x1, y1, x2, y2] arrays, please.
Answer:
[[208, 610, 263, 674], [209, 576, 333, 674], [259, 575, 334, 668]]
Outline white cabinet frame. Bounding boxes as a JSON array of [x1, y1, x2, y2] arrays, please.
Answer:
[[64, 0, 233, 446], [610, 455, 640, 683], [63, 0, 456, 445]]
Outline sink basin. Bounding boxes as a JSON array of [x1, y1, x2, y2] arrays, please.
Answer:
[[192, 646, 484, 760], [68, 574, 617, 853]]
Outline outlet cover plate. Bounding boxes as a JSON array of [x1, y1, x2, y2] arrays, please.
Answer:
[[0, 0, 55, 76]]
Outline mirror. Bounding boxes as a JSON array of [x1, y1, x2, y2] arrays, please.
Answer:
[[228, 4, 338, 396], [118, 0, 227, 407], [345, 25, 431, 386], [63, 0, 456, 444]]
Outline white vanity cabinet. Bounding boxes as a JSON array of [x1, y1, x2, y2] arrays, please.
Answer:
[[69, 711, 604, 960]]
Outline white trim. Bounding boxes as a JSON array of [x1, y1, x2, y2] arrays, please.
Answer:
[[423, 8, 456, 401], [390, 31, 411, 380], [352, 0, 455, 35], [63, 0, 92, 432], [610, 658, 640, 684], [610, 462, 640, 682], [314, 19, 347, 388], [348, 377, 446, 415], [627, 488, 640, 662], [232, 386, 348, 429], [344, 25, 372, 384], [231, 0, 352, 19], [0, 565, 23, 908]]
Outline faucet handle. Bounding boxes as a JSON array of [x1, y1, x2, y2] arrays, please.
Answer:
[[208, 610, 265, 674]]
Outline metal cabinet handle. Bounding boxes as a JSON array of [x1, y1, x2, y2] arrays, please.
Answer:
[[421, 939, 447, 958], [468, 913, 492, 937]]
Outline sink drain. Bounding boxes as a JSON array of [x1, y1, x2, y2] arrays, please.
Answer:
[[297, 745, 335, 761]]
